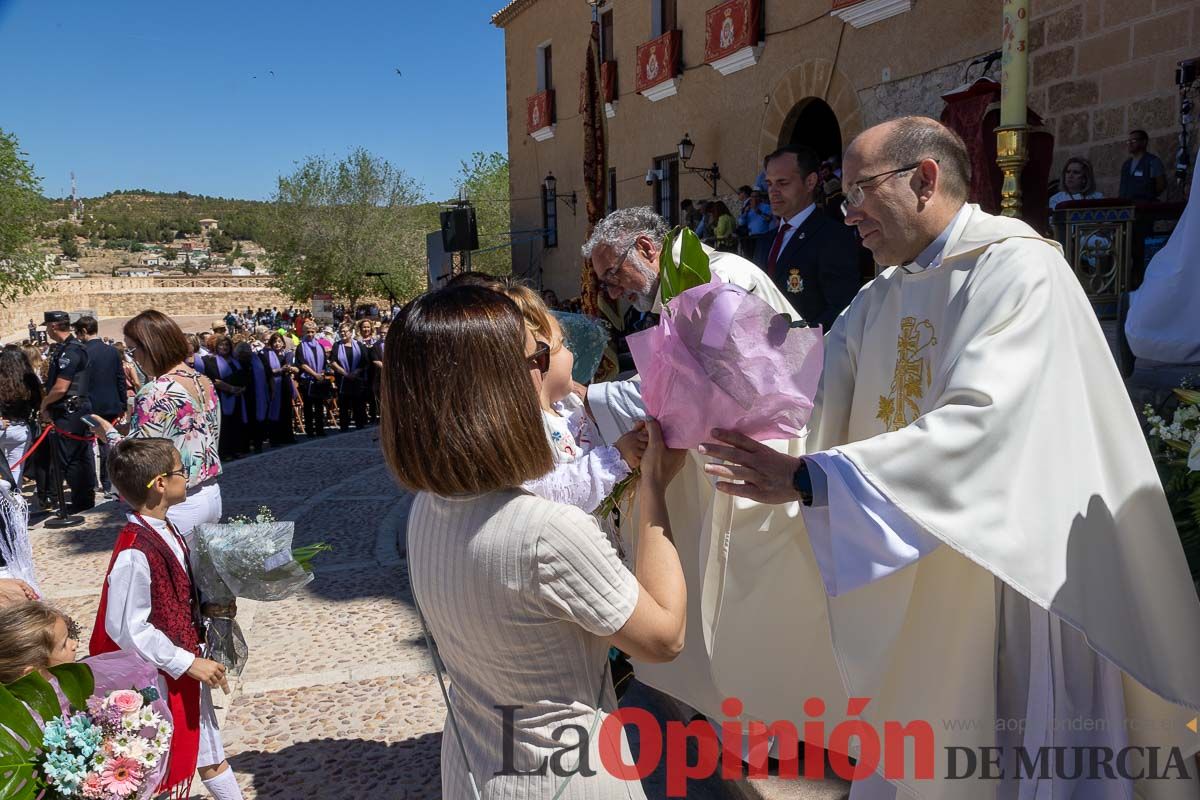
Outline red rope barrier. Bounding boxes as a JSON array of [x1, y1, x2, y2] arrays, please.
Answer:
[[10, 423, 97, 470], [11, 425, 54, 469]]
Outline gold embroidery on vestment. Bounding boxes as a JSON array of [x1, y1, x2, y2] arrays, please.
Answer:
[[877, 316, 937, 431]]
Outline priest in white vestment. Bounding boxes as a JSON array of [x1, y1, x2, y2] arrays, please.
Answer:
[[703, 118, 1200, 799], [580, 207, 852, 744]]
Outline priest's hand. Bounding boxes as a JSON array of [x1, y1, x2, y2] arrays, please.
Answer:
[[700, 428, 800, 505]]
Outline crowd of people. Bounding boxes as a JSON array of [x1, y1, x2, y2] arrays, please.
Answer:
[[1, 114, 1198, 800]]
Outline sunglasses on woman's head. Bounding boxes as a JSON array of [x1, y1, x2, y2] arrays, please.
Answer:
[[527, 341, 550, 375]]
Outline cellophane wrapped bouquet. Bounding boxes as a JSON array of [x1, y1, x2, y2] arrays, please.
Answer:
[[191, 507, 329, 675], [38, 685, 172, 800]]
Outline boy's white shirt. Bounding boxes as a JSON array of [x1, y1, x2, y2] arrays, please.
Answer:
[[104, 513, 196, 679]]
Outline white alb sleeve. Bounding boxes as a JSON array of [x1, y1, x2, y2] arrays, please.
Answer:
[[584, 377, 646, 446], [801, 450, 942, 597]]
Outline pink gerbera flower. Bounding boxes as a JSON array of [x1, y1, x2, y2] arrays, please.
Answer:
[[100, 757, 142, 796], [81, 773, 105, 799]]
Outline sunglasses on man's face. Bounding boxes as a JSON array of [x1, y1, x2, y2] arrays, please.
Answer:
[[526, 341, 551, 375]]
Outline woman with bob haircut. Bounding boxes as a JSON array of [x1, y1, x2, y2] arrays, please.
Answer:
[[90, 310, 223, 534], [383, 285, 687, 800]]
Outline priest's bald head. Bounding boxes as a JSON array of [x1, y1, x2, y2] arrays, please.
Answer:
[[582, 206, 671, 311], [842, 116, 971, 267]]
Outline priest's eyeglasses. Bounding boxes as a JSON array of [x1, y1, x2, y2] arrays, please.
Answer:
[[841, 160, 937, 215], [527, 341, 551, 375], [597, 240, 637, 291]]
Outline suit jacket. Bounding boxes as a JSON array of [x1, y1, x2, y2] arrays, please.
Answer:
[[82, 338, 127, 418], [758, 209, 862, 330]]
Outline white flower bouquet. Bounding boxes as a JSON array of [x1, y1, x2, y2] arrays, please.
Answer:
[[191, 507, 330, 674]]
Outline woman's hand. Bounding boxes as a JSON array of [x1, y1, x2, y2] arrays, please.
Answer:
[[92, 416, 116, 437], [641, 418, 686, 492], [614, 422, 649, 469], [0, 578, 39, 606]]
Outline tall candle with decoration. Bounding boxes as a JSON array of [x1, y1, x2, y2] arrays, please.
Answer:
[[1000, 0, 1029, 126]]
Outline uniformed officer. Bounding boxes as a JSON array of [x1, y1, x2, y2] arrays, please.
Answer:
[[38, 311, 95, 513]]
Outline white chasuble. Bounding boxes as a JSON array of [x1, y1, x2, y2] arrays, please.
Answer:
[[786, 205, 1200, 799], [586, 245, 852, 733]]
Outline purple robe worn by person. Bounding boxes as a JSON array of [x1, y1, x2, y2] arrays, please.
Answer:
[[204, 355, 247, 458]]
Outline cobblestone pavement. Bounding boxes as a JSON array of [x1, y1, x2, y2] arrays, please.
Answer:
[[32, 427, 441, 800], [31, 426, 848, 800]]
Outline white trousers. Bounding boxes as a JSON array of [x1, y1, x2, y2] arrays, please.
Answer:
[[167, 483, 222, 538], [198, 684, 226, 767]]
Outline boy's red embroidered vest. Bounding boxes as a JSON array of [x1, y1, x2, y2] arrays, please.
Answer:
[[90, 520, 205, 799]]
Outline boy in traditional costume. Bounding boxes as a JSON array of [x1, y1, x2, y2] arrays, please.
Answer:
[[90, 437, 245, 800]]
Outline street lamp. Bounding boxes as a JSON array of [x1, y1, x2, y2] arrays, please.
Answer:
[[543, 172, 578, 215], [677, 133, 720, 197]]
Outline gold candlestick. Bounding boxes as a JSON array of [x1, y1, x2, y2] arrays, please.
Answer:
[[996, 125, 1029, 218]]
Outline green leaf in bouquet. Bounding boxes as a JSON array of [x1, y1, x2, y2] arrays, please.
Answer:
[[4, 672, 59, 725], [292, 542, 333, 573], [595, 470, 639, 520], [678, 226, 711, 288], [659, 228, 679, 304], [0, 684, 43, 757], [659, 226, 711, 305], [1172, 388, 1200, 406], [47, 663, 93, 713], [1164, 439, 1193, 456], [0, 752, 37, 800], [0, 680, 51, 800]]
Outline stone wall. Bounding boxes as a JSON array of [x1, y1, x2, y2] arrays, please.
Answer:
[[857, 55, 994, 128], [1027, 0, 1200, 199], [0, 278, 291, 341]]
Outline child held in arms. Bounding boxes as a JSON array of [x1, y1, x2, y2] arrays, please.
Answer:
[[503, 285, 647, 513], [89, 438, 245, 800]]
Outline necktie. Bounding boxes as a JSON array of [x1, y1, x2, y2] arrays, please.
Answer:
[[766, 222, 792, 279]]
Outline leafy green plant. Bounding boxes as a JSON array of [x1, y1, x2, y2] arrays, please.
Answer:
[[1144, 387, 1200, 582], [658, 225, 711, 305], [0, 663, 94, 800]]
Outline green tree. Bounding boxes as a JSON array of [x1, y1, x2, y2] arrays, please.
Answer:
[[0, 129, 52, 300], [209, 230, 233, 253], [261, 148, 428, 306], [455, 151, 510, 275], [59, 230, 81, 259]]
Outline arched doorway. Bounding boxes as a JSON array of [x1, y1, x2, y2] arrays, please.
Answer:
[[781, 98, 842, 161], [758, 60, 864, 167]]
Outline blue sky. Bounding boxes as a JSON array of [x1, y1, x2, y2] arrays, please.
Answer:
[[0, 0, 509, 202]]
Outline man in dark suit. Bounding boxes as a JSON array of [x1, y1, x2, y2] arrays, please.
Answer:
[[755, 145, 863, 330], [74, 316, 126, 497]]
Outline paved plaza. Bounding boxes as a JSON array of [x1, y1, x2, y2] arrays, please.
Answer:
[[30, 427, 850, 799]]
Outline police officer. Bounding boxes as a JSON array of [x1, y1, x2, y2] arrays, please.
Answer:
[[38, 311, 95, 513]]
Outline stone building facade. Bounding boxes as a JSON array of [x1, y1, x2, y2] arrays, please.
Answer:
[[0, 277, 291, 341], [493, 0, 1198, 299], [1027, 0, 1198, 200]]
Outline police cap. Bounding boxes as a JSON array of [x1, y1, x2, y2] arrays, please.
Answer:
[[43, 310, 70, 326]]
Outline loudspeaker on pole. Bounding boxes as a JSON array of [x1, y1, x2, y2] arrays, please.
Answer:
[[440, 206, 479, 252]]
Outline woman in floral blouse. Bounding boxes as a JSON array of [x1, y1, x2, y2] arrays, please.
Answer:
[[93, 310, 223, 535]]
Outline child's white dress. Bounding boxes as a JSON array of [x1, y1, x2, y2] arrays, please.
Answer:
[[523, 394, 630, 514]]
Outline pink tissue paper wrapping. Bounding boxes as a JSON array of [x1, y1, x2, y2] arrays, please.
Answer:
[[626, 280, 824, 449]]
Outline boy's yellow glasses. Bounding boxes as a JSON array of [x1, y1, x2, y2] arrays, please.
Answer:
[[145, 469, 187, 488]]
